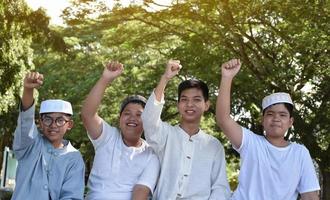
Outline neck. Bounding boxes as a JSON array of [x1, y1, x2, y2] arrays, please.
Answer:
[[179, 122, 200, 136], [265, 136, 289, 147], [123, 138, 142, 147], [52, 142, 64, 149]]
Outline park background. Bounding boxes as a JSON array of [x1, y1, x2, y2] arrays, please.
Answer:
[[0, 0, 329, 199]]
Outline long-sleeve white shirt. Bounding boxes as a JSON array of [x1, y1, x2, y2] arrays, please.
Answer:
[[142, 92, 231, 200]]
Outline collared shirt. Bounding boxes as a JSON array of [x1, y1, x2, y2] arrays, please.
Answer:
[[231, 127, 320, 200], [12, 103, 85, 200], [142, 92, 231, 200], [85, 120, 160, 200]]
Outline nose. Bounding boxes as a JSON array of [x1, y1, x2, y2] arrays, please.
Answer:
[[273, 114, 280, 121], [186, 99, 193, 107]]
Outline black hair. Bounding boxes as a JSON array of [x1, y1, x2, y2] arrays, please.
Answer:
[[262, 103, 294, 117], [120, 95, 147, 115], [178, 79, 209, 101], [40, 113, 72, 118]]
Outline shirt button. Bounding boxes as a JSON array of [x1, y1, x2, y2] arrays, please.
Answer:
[[54, 152, 59, 156], [186, 156, 191, 159], [43, 184, 48, 190], [189, 139, 193, 142], [184, 174, 188, 177], [177, 193, 182, 197]]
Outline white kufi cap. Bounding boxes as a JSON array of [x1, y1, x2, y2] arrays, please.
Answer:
[[40, 99, 73, 115], [262, 92, 293, 110]]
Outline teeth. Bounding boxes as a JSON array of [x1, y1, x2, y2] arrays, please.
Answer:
[[127, 123, 137, 127], [186, 110, 194, 113]]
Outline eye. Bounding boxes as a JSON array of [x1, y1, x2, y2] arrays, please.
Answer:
[[194, 98, 202, 102], [56, 118, 66, 124], [43, 117, 53, 125], [180, 98, 188, 102]]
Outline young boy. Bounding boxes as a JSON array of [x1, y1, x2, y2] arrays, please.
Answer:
[[141, 60, 231, 199], [12, 72, 85, 200], [81, 61, 160, 200], [216, 59, 320, 200]]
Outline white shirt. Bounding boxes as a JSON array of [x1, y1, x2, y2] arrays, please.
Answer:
[[142, 92, 231, 200], [85, 120, 160, 200], [231, 127, 320, 200]]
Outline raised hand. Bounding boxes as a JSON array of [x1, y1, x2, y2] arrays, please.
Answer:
[[24, 72, 44, 89], [221, 59, 241, 79], [102, 61, 124, 82], [163, 59, 182, 80]]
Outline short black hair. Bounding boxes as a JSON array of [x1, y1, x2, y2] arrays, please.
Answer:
[[178, 79, 209, 101], [120, 95, 147, 115], [262, 103, 294, 117]]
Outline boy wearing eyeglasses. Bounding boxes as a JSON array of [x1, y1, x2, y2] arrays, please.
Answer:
[[12, 72, 85, 200]]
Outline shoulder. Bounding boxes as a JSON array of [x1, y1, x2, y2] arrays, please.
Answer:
[[199, 130, 224, 149], [289, 142, 311, 155]]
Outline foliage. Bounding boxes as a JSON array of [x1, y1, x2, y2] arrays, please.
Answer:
[[2, 0, 328, 197]]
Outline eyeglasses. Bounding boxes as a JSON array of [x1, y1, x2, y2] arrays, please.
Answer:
[[41, 116, 70, 127]]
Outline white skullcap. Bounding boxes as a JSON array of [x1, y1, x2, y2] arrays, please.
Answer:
[[262, 92, 293, 110], [40, 99, 73, 115]]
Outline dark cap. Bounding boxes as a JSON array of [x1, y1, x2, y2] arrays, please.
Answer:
[[120, 95, 147, 114]]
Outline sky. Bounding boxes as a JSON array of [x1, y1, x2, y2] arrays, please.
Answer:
[[25, 0, 71, 25], [25, 0, 171, 26]]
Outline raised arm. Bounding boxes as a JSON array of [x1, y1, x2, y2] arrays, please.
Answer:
[[300, 191, 319, 200], [154, 60, 182, 101], [81, 61, 123, 140], [216, 59, 243, 148], [22, 72, 44, 110], [132, 185, 150, 200]]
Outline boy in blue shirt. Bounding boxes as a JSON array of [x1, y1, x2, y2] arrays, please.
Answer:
[[12, 72, 85, 200]]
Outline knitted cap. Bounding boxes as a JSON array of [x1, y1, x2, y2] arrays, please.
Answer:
[[40, 99, 73, 115], [262, 92, 293, 110]]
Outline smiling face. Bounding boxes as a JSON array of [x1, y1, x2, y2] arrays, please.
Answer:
[[262, 103, 294, 140], [119, 103, 144, 146], [39, 112, 73, 148], [177, 88, 210, 124]]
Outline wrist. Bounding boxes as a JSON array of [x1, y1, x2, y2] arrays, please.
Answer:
[[161, 74, 171, 83], [99, 76, 114, 85]]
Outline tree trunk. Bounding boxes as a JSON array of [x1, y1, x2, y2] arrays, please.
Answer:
[[321, 169, 330, 200]]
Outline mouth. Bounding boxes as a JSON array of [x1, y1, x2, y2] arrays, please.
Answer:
[[126, 123, 138, 127], [185, 110, 195, 114]]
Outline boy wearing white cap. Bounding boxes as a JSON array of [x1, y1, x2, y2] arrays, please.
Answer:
[[81, 61, 160, 200], [12, 72, 85, 200], [216, 59, 320, 200]]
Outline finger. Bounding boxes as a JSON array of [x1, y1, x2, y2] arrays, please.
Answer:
[[38, 73, 44, 82]]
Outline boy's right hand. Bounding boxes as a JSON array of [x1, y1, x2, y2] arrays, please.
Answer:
[[221, 59, 241, 78], [102, 61, 124, 82], [163, 59, 182, 80], [24, 72, 44, 89]]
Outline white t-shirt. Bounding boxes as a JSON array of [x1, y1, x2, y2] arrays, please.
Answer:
[[85, 120, 160, 200], [231, 127, 320, 200], [142, 92, 231, 200]]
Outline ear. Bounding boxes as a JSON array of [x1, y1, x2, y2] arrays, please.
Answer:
[[204, 100, 210, 111], [67, 120, 74, 130], [289, 117, 294, 127]]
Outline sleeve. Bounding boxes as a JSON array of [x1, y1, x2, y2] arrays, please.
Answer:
[[136, 152, 160, 194], [89, 120, 118, 150], [141, 91, 168, 155], [13, 102, 39, 160], [233, 127, 252, 156], [209, 145, 231, 200], [297, 146, 320, 194], [59, 154, 86, 200]]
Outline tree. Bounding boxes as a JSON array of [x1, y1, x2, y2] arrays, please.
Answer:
[[0, 0, 62, 177], [29, 0, 329, 197]]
